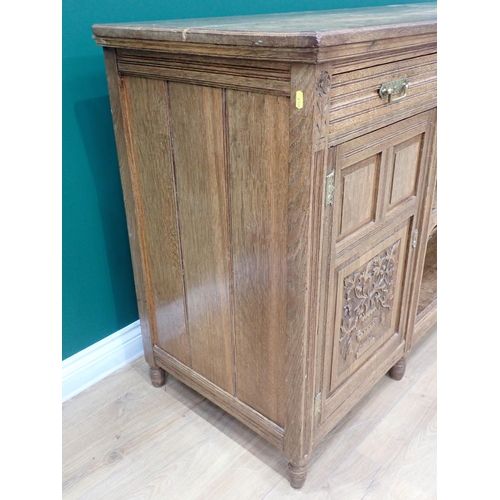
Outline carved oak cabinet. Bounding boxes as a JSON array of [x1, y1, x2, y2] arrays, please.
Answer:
[[93, 3, 437, 488]]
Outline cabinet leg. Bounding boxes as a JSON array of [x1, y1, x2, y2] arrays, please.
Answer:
[[149, 366, 167, 387], [389, 357, 406, 380], [288, 462, 308, 489]]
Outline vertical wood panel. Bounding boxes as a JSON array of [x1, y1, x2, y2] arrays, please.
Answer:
[[103, 50, 155, 366], [404, 109, 437, 353], [169, 82, 234, 394], [124, 76, 190, 366], [284, 64, 325, 468], [227, 90, 289, 426]]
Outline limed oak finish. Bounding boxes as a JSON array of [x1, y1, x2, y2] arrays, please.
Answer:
[[93, 3, 437, 488]]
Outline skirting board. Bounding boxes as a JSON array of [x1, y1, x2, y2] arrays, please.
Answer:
[[62, 320, 144, 403]]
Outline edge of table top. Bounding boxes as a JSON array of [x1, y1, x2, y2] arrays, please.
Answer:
[[92, 3, 437, 49]]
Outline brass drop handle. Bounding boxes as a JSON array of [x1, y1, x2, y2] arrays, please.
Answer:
[[379, 78, 409, 104]]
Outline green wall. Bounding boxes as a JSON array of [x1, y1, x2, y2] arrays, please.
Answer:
[[62, 0, 429, 360]]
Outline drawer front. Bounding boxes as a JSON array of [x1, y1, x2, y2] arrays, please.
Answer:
[[328, 53, 436, 146]]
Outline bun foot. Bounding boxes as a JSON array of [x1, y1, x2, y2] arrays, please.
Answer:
[[389, 357, 406, 381], [288, 463, 307, 489], [149, 366, 166, 387]]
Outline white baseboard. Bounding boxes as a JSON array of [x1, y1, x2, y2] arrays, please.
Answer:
[[62, 320, 144, 403]]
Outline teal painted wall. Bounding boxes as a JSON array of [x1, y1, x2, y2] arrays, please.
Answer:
[[62, 0, 429, 360]]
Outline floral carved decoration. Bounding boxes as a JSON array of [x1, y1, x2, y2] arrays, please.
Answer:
[[316, 70, 331, 97], [339, 241, 400, 361]]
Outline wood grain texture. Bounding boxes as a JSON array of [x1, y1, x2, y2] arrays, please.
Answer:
[[94, 33, 435, 68], [316, 341, 405, 445], [416, 231, 437, 316], [389, 136, 422, 206], [316, 110, 436, 449], [329, 54, 437, 146], [102, 50, 157, 366], [326, 225, 410, 396], [320, 32, 436, 71], [96, 9, 438, 489], [153, 345, 284, 450], [92, 3, 436, 49], [429, 196, 437, 237], [62, 328, 436, 499], [403, 108, 437, 352], [333, 111, 433, 259], [339, 155, 379, 237], [124, 76, 190, 366], [168, 82, 234, 394], [227, 90, 288, 426], [117, 49, 291, 95], [412, 302, 437, 349], [283, 62, 315, 467], [429, 163, 437, 237], [284, 63, 328, 470]]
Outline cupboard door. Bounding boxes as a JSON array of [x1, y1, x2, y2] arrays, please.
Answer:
[[316, 111, 436, 428]]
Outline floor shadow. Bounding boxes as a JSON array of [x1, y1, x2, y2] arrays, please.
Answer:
[[131, 359, 288, 480]]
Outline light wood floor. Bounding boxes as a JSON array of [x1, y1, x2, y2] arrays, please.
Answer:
[[63, 328, 436, 499]]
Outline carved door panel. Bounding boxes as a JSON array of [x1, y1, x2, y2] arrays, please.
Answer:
[[316, 111, 436, 426]]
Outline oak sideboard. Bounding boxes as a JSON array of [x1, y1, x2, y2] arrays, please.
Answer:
[[93, 2, 437, 488]]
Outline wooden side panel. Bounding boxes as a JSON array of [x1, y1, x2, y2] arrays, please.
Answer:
[[227, 90, 289, 426], [102, 50, 155, 366], [168, 82, 234, 394], [124, 76, 190, 365]]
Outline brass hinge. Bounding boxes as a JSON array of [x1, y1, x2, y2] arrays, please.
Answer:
[[325, 171, 335, 206], [411, 228, 419, 249], [314, 392, 322, 415]]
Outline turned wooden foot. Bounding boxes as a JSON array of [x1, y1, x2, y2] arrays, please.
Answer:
[[389, 357, 406, 380], [288, 463, 307, 489], [149, 366, 167, 387]]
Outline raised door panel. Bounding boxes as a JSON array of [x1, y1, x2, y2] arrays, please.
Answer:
[[389, 136, 422, 208], [338, 155, 380, 238], [330, 112, 434, 258], [327, 224, 410, 396]]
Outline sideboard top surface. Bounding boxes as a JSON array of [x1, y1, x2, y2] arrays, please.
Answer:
[[93, 3, 436, 49]]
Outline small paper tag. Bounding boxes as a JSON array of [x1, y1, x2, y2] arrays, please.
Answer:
[[296, 91, 303, 109]]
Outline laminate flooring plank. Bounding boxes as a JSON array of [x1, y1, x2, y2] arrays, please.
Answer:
[[356, 361, 437, 499], [62, 328, 436, 499], [62, 360, 148, 433], [261, 329, 436, 499], [76, 405, 259, 500], [63, 376, 205, 497]]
